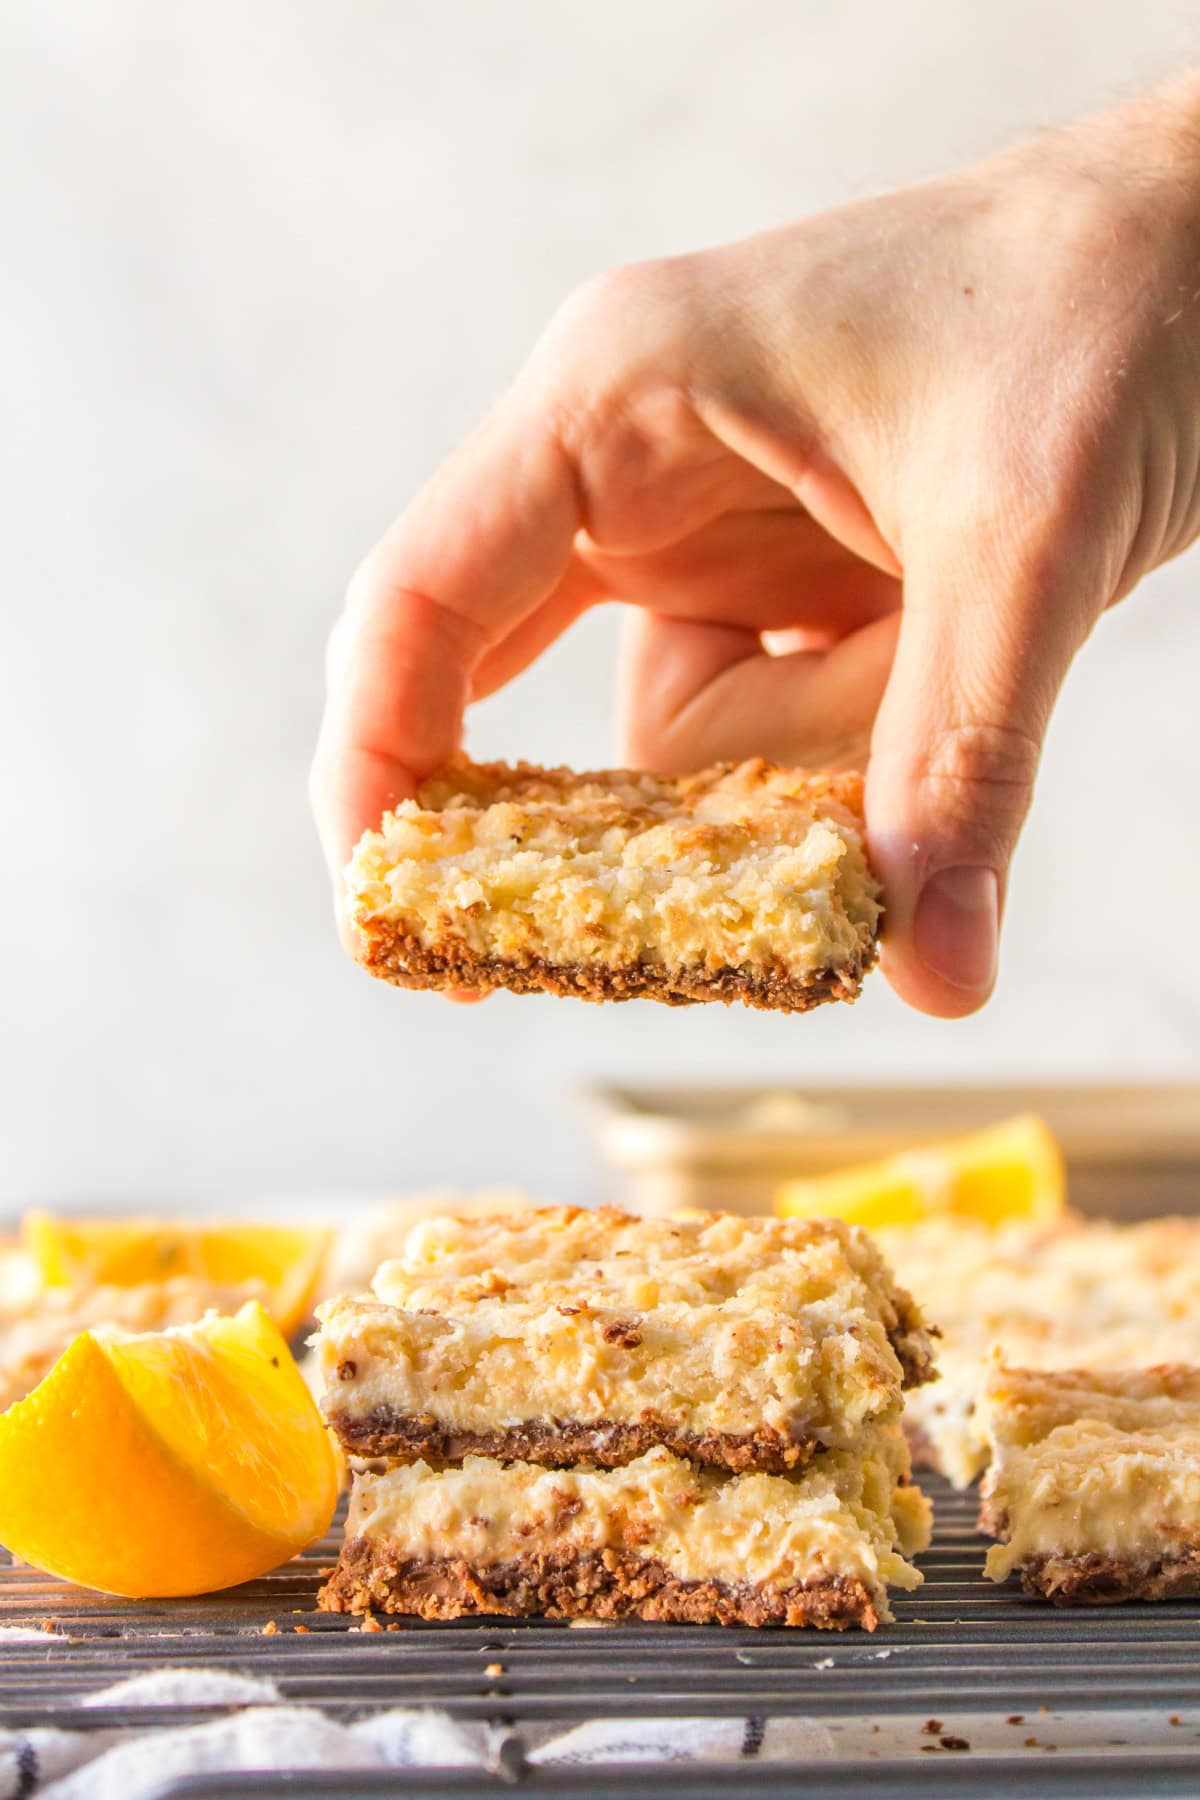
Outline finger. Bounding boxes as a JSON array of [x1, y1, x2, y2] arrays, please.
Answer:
[[310, 400, 582, 879], [468, 561, 601, 700], [867, 528, 1095, 1019], [581, 505, 900, 635], [690, 388, 902, 581], [471, 508, 898, 705], [618, 608, 899, 772]]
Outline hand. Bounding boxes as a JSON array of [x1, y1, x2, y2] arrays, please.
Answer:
[[312, 75, 1200, 1016]]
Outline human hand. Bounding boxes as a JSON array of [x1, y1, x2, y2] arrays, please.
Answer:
[[312, 75, 1200, 1017]]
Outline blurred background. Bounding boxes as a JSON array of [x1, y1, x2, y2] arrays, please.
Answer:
[[3, 0, 1199, 1211]]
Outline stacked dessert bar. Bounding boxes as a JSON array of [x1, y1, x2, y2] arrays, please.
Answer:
[[314, 1207, 936, 1630]]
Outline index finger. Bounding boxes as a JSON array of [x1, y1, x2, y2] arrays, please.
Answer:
[[310, 397, 582, 879]]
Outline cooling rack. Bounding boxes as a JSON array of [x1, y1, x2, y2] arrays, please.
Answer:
[[3, 1480, 1200, 1797]]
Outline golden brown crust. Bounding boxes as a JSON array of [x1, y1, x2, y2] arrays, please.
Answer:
[[319, 1535, 880, 1629], [327, 1409, 815, 1475], [415, 755, 868, 815], [355, 922, 875, 1014], [1009, 1550, 1200, 1605]]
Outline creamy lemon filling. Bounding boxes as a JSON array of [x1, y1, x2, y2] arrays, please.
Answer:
[[317, 1291, 903, 1448]]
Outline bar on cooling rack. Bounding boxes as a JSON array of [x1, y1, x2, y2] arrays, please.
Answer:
[[877, 1214, 1200, 1487], [981, 1364, 1200, 1602], [318, 1428, 930, 1631], [314, 1207, 935, 1474]]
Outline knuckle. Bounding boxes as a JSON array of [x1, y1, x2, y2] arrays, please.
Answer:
[[534, 256, 699, 396], [523, 256, 715, 549], [914, 721, 1040, 852], [538, 267, 639, 365], [555, 257, 683, 332], [920, 719, 1041, 795]]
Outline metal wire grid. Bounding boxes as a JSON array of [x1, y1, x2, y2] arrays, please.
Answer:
[[144, 1765, 1200, 1800], [3, 1480, 1200, 1796]]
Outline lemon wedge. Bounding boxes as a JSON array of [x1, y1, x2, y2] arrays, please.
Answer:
[[22, 1216, 331, 1337], [775, 1113, 1065, 1230], [0, 1301, 337, 1596]]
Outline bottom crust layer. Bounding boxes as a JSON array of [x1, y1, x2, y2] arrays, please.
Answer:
[[1008, 1549, 1200, 1605], [328, 1410, 813, 1476], [356, 923, 873, 1014], [320, 1537, 880, 1630]]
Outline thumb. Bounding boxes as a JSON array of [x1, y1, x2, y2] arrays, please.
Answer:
[[866, 532, 1091, 1018]]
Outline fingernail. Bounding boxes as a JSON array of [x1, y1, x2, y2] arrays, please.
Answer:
[[913, 865, 998, 993]]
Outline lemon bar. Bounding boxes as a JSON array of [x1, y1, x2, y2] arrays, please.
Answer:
[[319, 1428, 929, 1630], [878, 1215, 1200, 1486], [315, 1208, 935, 1472], [981, 1365, 1200, 1602], [345, 756, 880, 1012]]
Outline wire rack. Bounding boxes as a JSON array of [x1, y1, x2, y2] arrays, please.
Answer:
[[4, 1479, 1200, 1797]]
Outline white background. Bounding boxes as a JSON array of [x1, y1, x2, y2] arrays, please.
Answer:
[[3, 1, 1198, 1210]]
